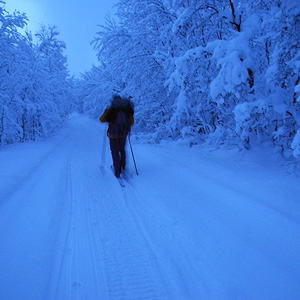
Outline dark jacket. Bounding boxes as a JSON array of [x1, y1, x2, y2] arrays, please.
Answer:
[[100, 99, 134, 139]]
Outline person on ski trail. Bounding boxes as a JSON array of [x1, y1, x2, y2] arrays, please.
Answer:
[[100, 95, 134, 178]]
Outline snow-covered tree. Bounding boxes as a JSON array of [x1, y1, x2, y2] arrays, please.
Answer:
[[0, 2, 29, 144], [79, 0, 300, 162], [0, 2, 74, 146], [90, 0, 175, 138]]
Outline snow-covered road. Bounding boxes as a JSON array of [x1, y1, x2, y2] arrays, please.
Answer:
[[0, 114, 299, 300]]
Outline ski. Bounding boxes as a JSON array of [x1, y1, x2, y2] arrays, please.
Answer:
[[117, 177, 125, 187], [111, 166, 126, 187]]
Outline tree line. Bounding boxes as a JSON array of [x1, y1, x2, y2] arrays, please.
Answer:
[[80, 0, 300, 160], [0, 2, 74, 145], [1, 0, 300, 162]]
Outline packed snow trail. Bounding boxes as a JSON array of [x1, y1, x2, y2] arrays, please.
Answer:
[[0, 114, 300, 300]]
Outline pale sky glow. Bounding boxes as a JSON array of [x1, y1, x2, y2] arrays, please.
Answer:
[[4, 0, 117, 76]]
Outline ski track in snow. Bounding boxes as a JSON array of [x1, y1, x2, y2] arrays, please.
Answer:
[[0, 114, 300, 300]]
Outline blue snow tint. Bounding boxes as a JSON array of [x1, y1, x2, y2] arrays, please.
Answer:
[[0, 114, 300, 300]]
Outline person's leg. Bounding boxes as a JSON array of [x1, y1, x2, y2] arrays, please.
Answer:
[[109, 138, 121, 177], [120, 137, 127, 171]]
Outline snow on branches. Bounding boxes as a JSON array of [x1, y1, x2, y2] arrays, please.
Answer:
[[80, 0, 300, 161], [0, 4, 73, 146]]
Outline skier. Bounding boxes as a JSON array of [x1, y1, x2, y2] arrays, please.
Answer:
[[100, 95, 134, 178]]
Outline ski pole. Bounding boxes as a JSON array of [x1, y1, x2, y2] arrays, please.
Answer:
[[128, 133, 138, 175]]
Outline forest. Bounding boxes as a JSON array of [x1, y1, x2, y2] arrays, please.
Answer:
[[1, 0, 299, 162]]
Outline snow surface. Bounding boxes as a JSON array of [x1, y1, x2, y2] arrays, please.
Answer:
[[0, 114, 300, 300]]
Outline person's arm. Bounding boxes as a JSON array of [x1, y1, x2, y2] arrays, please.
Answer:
[[128, 106, 134, 126], [129, 114, 134, 126], [100, 109, 110, 123]]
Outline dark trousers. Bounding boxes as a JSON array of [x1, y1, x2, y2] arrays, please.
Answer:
[[109, 137, 126, 177]]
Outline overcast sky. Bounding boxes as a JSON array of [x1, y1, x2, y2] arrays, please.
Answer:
[[4, 0, 118, 77]]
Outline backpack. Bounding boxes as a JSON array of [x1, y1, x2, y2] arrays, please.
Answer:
[[108, 110, 131, 137]]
